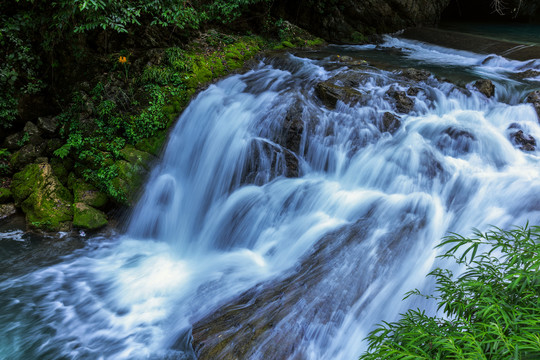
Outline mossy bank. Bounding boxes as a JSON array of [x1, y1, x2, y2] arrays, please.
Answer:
[[0, 26, 325, 232]]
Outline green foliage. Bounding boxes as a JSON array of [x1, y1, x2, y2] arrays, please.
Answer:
[[0, 11, 45, 129], [0, 149, 11, 176], [206, 0, 271, 23], [360, 224, 540, 360]]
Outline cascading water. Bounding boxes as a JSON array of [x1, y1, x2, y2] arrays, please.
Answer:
[[1, 35, 539, 360]]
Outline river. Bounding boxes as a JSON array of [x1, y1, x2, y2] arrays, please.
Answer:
[[1, 31, 539, 359]]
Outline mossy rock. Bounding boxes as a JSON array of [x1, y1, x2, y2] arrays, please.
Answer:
[[11, 162, 73, 231], [73, 202, 107, 230], [135, 130, 167, 156], [73, 180, 108, 208], [0, 188, 12, 203], [112, 146, 154, 205]]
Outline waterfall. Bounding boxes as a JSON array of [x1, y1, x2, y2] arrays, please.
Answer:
[[1, 36, 539, 359]]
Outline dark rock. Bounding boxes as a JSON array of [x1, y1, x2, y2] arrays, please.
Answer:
[[10, 143, 46, 170], [511, 130, 536, 151], [45, 138, 63, 156], [407, 87, 421, 96], [17, 94, 57, 123], [516, 69, 540, 79], [3, 132, 25, 150], [386, 88, 414, 113], [381, 112, 401, 133], [315, 81, 363, 109], [473, 79, 495, 98], [526, 90, 540, 121], [23, 121, 42, 144], [0, 203, 16, 220], [281, 103, 304, 154], [401, 68, 431, 81], [271, 0, 451, 43], [37, 117, 59, 137], [328, 71, 370, 88]]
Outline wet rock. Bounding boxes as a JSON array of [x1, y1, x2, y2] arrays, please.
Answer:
[[73, 202, 107, 230], [191, 217, 427, 359], [526, 90, 540, 121], [0, 203, 16, 220], [242, 140, 299, 185], [400, 68, 431, 81], [407, 87, 421, 96], [516, 69, 540, 79], [0, 188, 13, 203], [281, 103, 304, 154], [315, 81, 363, 109], [473, 79, 495, 98], [73, 180, 108, 208], [37, 117, 59, 137], [11, 162, 73, 231], [511, 130, 536, 151], [386, 88, 414, 113], [381, 112, 401, 133]]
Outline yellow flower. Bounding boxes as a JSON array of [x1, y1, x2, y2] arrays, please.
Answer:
[[118, 56, 127, 64]]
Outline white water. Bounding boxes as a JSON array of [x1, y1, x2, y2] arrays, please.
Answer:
[[1, 37, 540, 359]]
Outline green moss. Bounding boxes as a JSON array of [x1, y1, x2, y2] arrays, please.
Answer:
[[0, 188, 12, 203], [281, 40, 295, 48], [351, 31, 366, 43], [12, 163, 73, 231], [73, 180, 108, 208], [73, 202, 108, 229], [135, 130, 167, 156]]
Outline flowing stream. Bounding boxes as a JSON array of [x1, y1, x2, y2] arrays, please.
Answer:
[[1, 35, 540, 359]]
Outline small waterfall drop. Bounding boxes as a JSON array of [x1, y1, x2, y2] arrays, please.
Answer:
[[1, 36, 539, 359]]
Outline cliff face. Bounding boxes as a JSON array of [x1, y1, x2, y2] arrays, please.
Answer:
[[272, 0, 452, 42]]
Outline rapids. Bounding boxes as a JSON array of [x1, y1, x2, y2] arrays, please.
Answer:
[[1, 35, 539, 359]]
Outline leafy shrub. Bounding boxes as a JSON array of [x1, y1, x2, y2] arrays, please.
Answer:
[[361, 224, 540, 360]]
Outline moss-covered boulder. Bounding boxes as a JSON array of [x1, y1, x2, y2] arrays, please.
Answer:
[[11, 162, 73, 231], [0, 188, 12, 203], [73, 202, 107, 230], [112, 145, 155, 205], [73, 180, 108, 208]]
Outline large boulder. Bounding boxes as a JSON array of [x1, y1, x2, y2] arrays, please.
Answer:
[[271, 0, 451, 42], [11, 162, 73, 231], [73, 180, 108, 208], [386, 88, 414, 113]]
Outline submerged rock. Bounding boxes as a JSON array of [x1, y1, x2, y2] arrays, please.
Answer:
[[473, 79, 495, 98], [11, 162, 73, 231], [381, 112, 401, 133]]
